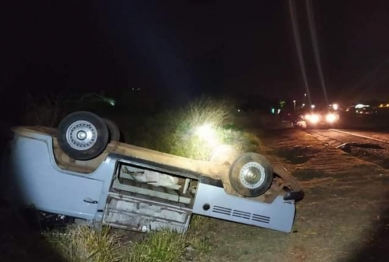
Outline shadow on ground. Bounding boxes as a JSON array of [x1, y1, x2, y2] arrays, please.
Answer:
[[347, 192, 389, 262], [0, 200, 66, 262]]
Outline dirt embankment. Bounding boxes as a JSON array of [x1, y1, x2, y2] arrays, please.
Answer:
[[196, 128, 389, 262]]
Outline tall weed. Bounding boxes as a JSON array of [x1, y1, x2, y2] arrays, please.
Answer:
[[126, 97, 260, 159]]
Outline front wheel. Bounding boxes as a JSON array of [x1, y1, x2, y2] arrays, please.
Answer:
[[57, 111, 109, 160], [229, 153, 273, 197]]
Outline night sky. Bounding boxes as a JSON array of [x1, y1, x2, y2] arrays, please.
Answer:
[[1, 0, 389, 105]]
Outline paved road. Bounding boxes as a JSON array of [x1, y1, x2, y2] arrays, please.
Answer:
[[305, 128, 389, 170], [332, 129, 389, 143]]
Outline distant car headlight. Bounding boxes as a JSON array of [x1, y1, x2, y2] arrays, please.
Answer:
[[306, 114, 320, 124], [325, 113, 338, 123]]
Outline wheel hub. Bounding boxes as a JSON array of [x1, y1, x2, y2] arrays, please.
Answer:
[[66, 120, 97, 150], [77, 131, 87, 140], [239, 162, 266, 189]]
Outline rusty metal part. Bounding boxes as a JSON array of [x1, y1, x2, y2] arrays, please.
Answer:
[[272, 164, 302, 192]]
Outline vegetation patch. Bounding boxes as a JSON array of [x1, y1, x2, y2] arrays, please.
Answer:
[[126, 230, 186, 262], [43, 215, 216, 262], [125, 97, 261, 159], [44, 225, 123, 262]]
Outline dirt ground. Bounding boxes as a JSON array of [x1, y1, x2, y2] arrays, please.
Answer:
[[195, 128, 389, 262]]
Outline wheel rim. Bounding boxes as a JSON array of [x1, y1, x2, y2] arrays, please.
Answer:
[[239, 162, 266, 189], [65, 120, 97, 150]]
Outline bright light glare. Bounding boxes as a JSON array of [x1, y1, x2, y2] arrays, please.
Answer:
[[195, 124, 218, 146], [196, 124, 213, 137], [326, 113, 338, 123], [332, 103, 339, 110], [355, 104, 368, 109], [309, 114, 320, 123], [307, 114, 320, 123]]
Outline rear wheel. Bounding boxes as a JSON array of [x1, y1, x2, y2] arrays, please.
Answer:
[[229, 153, 273, 197], [57, 111, 109, 160]]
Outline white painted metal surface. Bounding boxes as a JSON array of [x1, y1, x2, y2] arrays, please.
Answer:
[[193, 182, 296, 233]]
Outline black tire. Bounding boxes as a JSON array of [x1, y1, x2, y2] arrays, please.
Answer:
[[57, 111, 109, 160], [229, 153, 273, 197], [102, 118, 121, 142]]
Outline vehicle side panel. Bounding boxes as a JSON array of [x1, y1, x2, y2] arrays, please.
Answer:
[[2, 133, 111, 220]]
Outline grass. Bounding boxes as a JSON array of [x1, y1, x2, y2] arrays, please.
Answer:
[[44, 225, 123, 262], [126, 230, 186, 262], [125, 97, 261, 160], [44, 215, 216, 262], [186, 215, 215, 254]]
